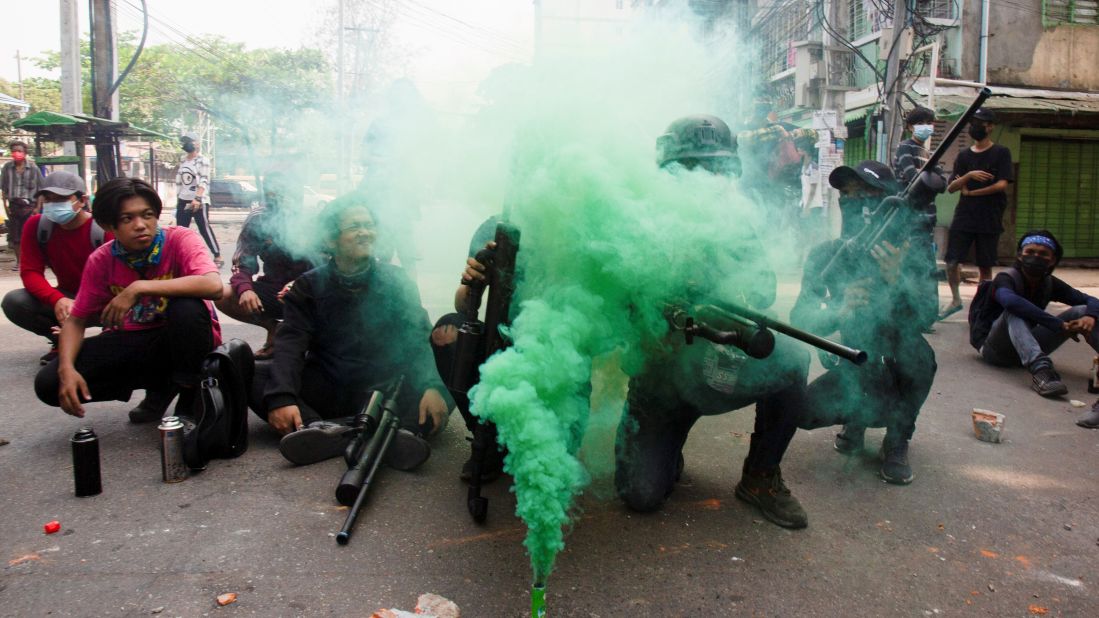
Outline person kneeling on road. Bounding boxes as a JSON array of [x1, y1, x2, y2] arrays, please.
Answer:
[[35, 178, 223, 420], [251, 192, 453, 467], [792, 161, 937, 485], [973, 231, 1099, 424]]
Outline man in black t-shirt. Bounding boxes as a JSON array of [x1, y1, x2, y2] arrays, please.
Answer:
[[941, 109, 1013, 319]]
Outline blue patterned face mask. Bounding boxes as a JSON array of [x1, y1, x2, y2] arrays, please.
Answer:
[[111, 228, 165, 270], [913, 124, 934, 141]]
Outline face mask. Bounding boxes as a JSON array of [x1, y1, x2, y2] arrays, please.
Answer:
[[968, 123, 989, 141], [913, 124, 934, 141], [43, 200, 79, 225], [1018, 255, 1052, 278], [839, 196, 873, 238], [182, 142, 196, 153], [11, 151, 26, 162]]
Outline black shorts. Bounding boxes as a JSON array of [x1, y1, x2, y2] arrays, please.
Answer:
[[251, 279, 285, 320], [945, 229, 999, 268]]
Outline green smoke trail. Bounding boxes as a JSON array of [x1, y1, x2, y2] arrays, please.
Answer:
[[468, 63, 767, 579]]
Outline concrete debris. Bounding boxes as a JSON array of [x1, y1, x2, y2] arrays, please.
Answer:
[[372, 593, 461, 618], [972, 409, 1005, 443]]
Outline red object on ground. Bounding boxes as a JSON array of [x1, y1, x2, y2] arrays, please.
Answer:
[[43, 520, 61, 534]]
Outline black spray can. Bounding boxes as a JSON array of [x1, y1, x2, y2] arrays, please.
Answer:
[[71, 427, 102, 497]]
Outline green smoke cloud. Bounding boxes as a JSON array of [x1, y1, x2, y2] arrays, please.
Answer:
[[467, 18, 766, 582]]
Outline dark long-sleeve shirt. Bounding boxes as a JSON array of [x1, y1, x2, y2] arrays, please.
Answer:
[[791, 239, 932, 353], [263, 260, 448, 411], [992, 269, 1099, 332], [228, 206, 314, 296]]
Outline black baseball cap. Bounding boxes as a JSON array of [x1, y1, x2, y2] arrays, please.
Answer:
[[973, 108, 997, 123], [828, 160, 898, 192]]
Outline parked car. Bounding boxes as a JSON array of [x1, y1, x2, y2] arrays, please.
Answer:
[[209, 179, 260, 209], [303, 185, 335, 210]]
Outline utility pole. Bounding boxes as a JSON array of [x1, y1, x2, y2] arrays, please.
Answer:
[[60, 0, 83, 173], [14, 51, 24, 101], [815, 0, 851, 236], [337, 0, 347, 191], [879, 0, 910, 162], [90, 0, 119, 182]]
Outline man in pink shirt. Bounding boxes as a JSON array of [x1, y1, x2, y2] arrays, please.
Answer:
[[35, 177, 223, 422], [2, 171, 112, 365]]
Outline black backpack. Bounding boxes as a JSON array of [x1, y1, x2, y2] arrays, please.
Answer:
[[182, 339, 255, 470], [968, 269, 1052, 350], [37, 216, 106, 260]]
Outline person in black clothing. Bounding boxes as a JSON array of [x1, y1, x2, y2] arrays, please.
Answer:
[[251, 192, 453, 466], [793, 160, 937, 485], [428, 214, 506, 482], [216, 171, 314, 359], [892, 106, 940, 330], [614, 114, 811, 530], [975, 231, 1099, 418], [942, 108, 1013, 318]]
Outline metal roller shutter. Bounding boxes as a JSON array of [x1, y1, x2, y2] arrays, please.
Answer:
[[1016, 137, 1099, 259]]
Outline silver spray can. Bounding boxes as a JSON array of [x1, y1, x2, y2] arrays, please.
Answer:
[[159, 416, 188, 483]]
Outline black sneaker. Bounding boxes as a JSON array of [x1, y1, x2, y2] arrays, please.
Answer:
[[1077, 400, 1099, 429], [879, 439, 914, 485], [383, 429, 431, 471], [734, 466, 808, 529], [39, 347, 59, 366], [833, 425, 865, 455], [127, 387, 179, 424], [1031, 365, 1068, 398], [279, 421, 356, 466]]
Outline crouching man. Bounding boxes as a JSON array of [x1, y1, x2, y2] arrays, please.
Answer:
[[35, 178, 223, 419], [251, 193, 452, 467]]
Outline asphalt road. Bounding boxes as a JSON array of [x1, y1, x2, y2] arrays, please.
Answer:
[[1, 215, 1098, 617]]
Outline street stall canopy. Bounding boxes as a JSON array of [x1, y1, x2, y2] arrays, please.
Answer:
[[12, 111, 172, 182]]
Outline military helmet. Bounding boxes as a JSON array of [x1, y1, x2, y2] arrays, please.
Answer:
[[656, 114, 736, 168]]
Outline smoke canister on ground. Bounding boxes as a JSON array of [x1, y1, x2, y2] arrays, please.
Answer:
[[71, 427, 102, 497], [159, 416, 188, 482], [1088, 356, 1098, 394], [531, 583, 546, 617]]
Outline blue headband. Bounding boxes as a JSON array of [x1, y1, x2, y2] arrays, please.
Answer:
[[1021, 235, 1056, 252]]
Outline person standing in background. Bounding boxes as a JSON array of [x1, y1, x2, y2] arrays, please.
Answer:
[[892, 106, 941, 331], [941, 109, 1013, 319], [1, 141, 42, 270], [175, 132, 222, 267]]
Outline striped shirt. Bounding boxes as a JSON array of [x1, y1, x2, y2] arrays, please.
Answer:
[[1, 161, 41, 201], [175, 154, 210, 201]]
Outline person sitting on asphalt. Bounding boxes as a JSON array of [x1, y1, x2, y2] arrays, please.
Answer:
[[250, 192, 452, 467], [216, 171, 314, 360], [35, 177, 223, 421], [974, 230, 1099, 407], [2, 171, 112, 365], [792, 160, 937, 485]]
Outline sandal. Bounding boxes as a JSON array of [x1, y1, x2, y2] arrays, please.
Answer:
[[937, 303, 963, 321], [254, 342, 275, 360]]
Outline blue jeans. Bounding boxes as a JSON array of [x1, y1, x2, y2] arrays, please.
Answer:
[[980, 305, 1099, 368]]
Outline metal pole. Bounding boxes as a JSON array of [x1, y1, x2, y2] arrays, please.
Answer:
[[60, 0, 83, 173], [978, 0, 990, 84], [15, 51, 24, 101]]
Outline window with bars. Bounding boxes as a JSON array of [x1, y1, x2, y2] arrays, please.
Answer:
[[848, 0, 889, 40], [1044, 0, 1099, 25], [757, 0, 815, 77], [916, 0, 959, 20]]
